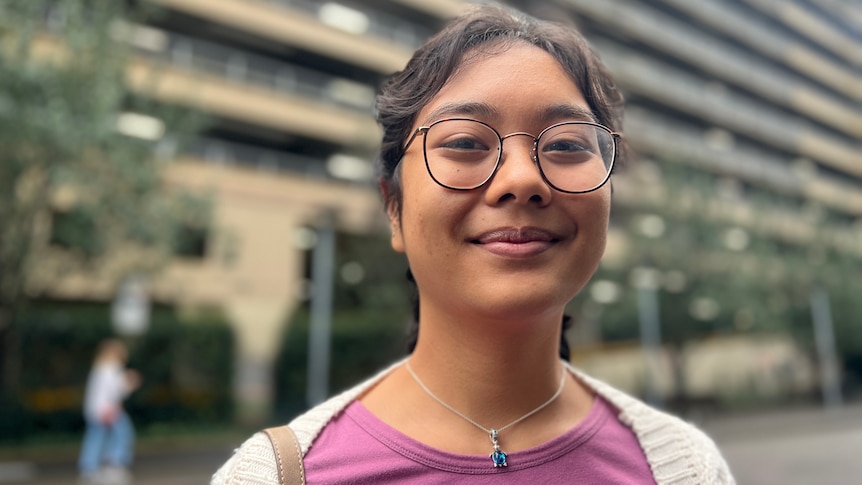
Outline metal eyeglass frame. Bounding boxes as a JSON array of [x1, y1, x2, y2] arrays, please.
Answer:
[[400, 117, 622, 194]]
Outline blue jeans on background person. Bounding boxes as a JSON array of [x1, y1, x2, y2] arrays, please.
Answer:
[[78, 411, 135, 475]]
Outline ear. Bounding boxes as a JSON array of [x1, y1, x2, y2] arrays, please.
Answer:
[[380, 179, 405, 254], [388, 206, 405, 254]]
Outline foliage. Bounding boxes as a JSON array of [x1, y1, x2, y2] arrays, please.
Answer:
[[0, 0, 207, 394], [274, 308, 409, 421], [0, 301, 233, 444], [273, 231, 411, 421], [568, 160, 862, 405], [329, 230, 412, 312]]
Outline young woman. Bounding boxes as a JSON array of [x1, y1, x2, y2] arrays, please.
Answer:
[[79, 339, 140, 484], [213, 5, 734, 484]]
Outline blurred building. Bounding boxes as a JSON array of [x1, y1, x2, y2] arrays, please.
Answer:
[[51, 0, 861, 417], [532, 0, 861, 403], [550, 0, 862, 263], [115, 0, 462, 419]]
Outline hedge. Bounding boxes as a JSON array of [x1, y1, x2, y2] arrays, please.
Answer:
[[0, 301, 233, 444]]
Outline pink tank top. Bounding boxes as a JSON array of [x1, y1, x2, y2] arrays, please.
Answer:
[[303, 396, 656, 484]]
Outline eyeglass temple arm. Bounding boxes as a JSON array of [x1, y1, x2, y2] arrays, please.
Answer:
[[402, 126, 429, 152]]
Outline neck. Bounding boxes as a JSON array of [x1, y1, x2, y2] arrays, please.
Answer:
[[360, 301, 594, 457], [407, 304, 566, 428]]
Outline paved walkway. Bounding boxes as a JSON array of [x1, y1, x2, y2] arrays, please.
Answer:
[[701, 403, 862, 485], [3, 403, 862, 484], [0, 444, 234, 485]]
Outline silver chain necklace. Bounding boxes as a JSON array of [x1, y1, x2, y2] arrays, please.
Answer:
[[405, 361, 566, 468]]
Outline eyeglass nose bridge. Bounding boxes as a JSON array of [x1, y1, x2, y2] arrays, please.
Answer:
[[499, 131, 540, 163]]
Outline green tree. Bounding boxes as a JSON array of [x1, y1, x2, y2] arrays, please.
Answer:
[[574, 160, 862, 409], [0, 1, 205, 395]]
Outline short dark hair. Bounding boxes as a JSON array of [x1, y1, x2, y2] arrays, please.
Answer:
[[376, 3, 624, 215]]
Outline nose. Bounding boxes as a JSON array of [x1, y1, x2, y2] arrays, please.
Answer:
[[483, 133, 552, 206]]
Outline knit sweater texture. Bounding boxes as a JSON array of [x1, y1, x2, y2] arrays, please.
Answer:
[[212, 360, 735, 484]]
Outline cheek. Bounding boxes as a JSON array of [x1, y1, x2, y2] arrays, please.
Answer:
[[584, 187, 612, 221], [583, 195, 612, 260], [397, 187, 464, 262], [567, 190, 611, 256], [393, 188, 424, 255], [592, 199, 611, 235]]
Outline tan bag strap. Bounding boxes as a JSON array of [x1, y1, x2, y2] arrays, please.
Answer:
[[263, 425, 306, 485]]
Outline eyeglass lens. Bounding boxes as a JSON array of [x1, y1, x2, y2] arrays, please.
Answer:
[[422, 119, 614, 193]]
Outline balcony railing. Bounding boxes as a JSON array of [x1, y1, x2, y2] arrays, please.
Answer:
[[594, 39, 862, 178], [561, 0, 862, 134], [134, 27, 376, 114], [266, 0, 434, 49], [187, 137, 329, 178]]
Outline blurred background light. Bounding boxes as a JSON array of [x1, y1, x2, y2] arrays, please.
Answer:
[[723, 227, 750, 251], [326, 154, 373, 182], [339, 261, 365, 285], [689, 296, 721, 321], [590, 279, 622, 304], [115, 112, 164, 141], [319, 3, 370, 35], [662, 270, 688, 293], [292, 227, 318, 250], [638, 214, 666, 239], [630, 266, 662, 290]]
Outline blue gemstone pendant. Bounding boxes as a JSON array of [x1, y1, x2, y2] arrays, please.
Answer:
[[491, 449, 508, 467], [489, 429, 508, 467]]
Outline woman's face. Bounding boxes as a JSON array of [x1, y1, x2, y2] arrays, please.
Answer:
[[389, 42, 611, 322]]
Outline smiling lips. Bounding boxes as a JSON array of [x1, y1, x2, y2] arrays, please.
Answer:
[[471, 227, 561, 258]]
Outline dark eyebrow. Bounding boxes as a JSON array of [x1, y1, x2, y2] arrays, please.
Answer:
[[544, 103, 597, 123], [421, 102, 499, 125], [421, 101, 598, 126]]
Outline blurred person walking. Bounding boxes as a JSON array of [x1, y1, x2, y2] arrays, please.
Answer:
[[78, 338, 141, 485]]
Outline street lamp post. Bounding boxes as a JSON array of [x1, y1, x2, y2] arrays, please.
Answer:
[[810, 286, 843, 409], [306, 218, 336, 407], [632, 266, 664, 408]]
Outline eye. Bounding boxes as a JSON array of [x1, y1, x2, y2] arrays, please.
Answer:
[[538, 124, 603, 164], [543, 139, 590, 153], [438, 135, 491, 151], [539, 130, 598, 165]]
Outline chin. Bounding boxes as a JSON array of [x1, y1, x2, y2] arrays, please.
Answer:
[[476, 290, 572, 322]]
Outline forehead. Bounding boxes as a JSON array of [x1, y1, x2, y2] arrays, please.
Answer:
[[416, 42, 593, 127]]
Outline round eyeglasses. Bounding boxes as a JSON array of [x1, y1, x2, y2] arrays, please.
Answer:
[[401, 118, 620, 194]]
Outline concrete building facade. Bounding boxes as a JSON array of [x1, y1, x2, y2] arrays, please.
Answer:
[[130, 0, 460, 418], [44, 0, 861, 418]]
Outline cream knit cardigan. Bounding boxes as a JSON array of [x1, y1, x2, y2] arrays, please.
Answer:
[[212, 360, 735, 484]]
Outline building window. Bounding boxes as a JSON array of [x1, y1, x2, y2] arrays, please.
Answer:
[[49, 209, 102, 256], [174, 224, 208, 259]]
